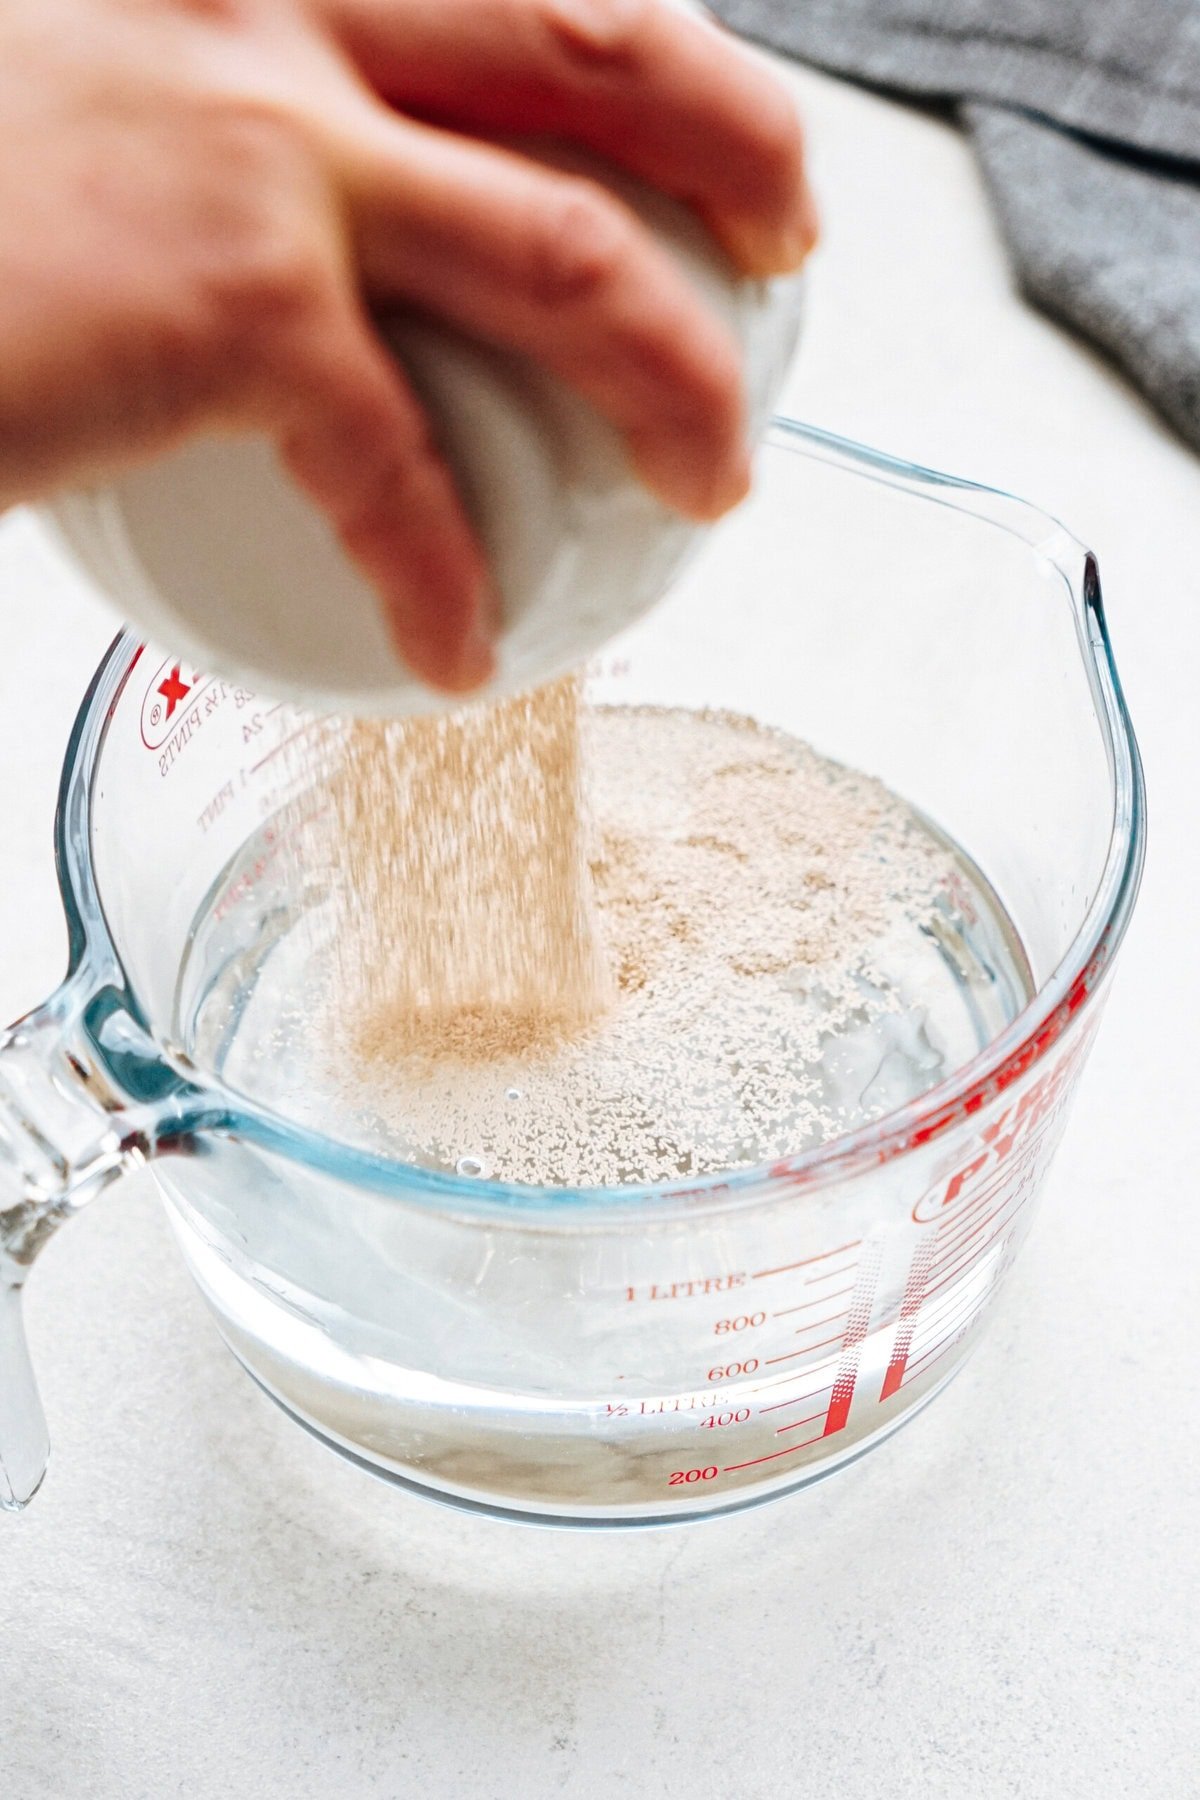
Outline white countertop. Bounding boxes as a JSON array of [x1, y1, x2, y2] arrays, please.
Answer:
[[2, 63, 1197, 1800]]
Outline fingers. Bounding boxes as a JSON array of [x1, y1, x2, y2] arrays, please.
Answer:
[[347, 122, 751, 520], [325, 0, 817, 277], [266, 293, 495, 693]]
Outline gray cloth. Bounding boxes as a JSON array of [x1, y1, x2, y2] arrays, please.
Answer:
[[712, 0, 1200, 450]]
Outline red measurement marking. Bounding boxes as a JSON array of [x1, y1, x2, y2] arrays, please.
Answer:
[[755, 1359, 836, 1391], [930, 1215, 1017, 1290], [818, 1241, 881, 1436], [930, 1213, 1002, 1274], [751, 1240, 862, 1281], [792, 1307, 854, 1335], [880, 1239, 938, 1402], [910, 1293, 979, 1351], [775, 1411, 829, 1434], [822, 1398, 851, 1436], [895, 1260, 1007, 1396], [773, 1284, 856, 1318], [930, 1181, 1009, 1249], [763, 1333, 847, 1365], [758, 1384, 834, 1415], [922, 1225, 1018, 1302], [912, 1282, 981, 1336], [249, 720, 322, 776], [805, 1264, 861, 1288], [722, 1437, 825, 1473], [901, 1332, 972, 1389], [933, 1186, 1020, 1262]]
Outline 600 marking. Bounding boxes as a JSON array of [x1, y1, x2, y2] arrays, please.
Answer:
[[708, 1358, 759, 1381]]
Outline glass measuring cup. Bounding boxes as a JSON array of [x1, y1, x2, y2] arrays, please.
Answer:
[[0, 422, 1144, 1524]]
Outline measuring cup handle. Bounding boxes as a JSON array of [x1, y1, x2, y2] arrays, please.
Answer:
[[0, 974, 161, 1510]]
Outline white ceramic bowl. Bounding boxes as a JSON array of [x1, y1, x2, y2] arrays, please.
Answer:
[[44, 165, 803, 714]]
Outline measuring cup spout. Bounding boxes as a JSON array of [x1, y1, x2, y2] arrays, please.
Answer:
[[0, 971, 180, 1510]]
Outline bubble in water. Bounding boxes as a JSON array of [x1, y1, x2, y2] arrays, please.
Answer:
[[505, 1087, 522, 1102], [456, 1154, 490, 1179]]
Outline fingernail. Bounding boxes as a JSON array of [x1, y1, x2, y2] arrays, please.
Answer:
[[445, 615, 497, 694], [691, 445, 753, 521], [632, 439, 752, 523], [796, 189, 821, 261], [715, 447, 754, 516], [718, 206, 819, 278]]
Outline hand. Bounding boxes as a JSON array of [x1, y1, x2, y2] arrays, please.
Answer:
[[0, 0, 816, 690]]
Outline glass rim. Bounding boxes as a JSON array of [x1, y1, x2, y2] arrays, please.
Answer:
[[52, 419, 1147, 1222]]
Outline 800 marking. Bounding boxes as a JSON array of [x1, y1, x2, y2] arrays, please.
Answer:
[[714, 1311, 765, 1336]]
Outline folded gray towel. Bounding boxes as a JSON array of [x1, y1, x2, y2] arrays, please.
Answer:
[[712, 0, 1200, 450]]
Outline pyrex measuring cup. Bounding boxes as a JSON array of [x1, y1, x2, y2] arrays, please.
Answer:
[[0, 422, 1144, 1525]]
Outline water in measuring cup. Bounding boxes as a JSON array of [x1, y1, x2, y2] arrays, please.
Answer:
[[178, 704, 1033, 1188]]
